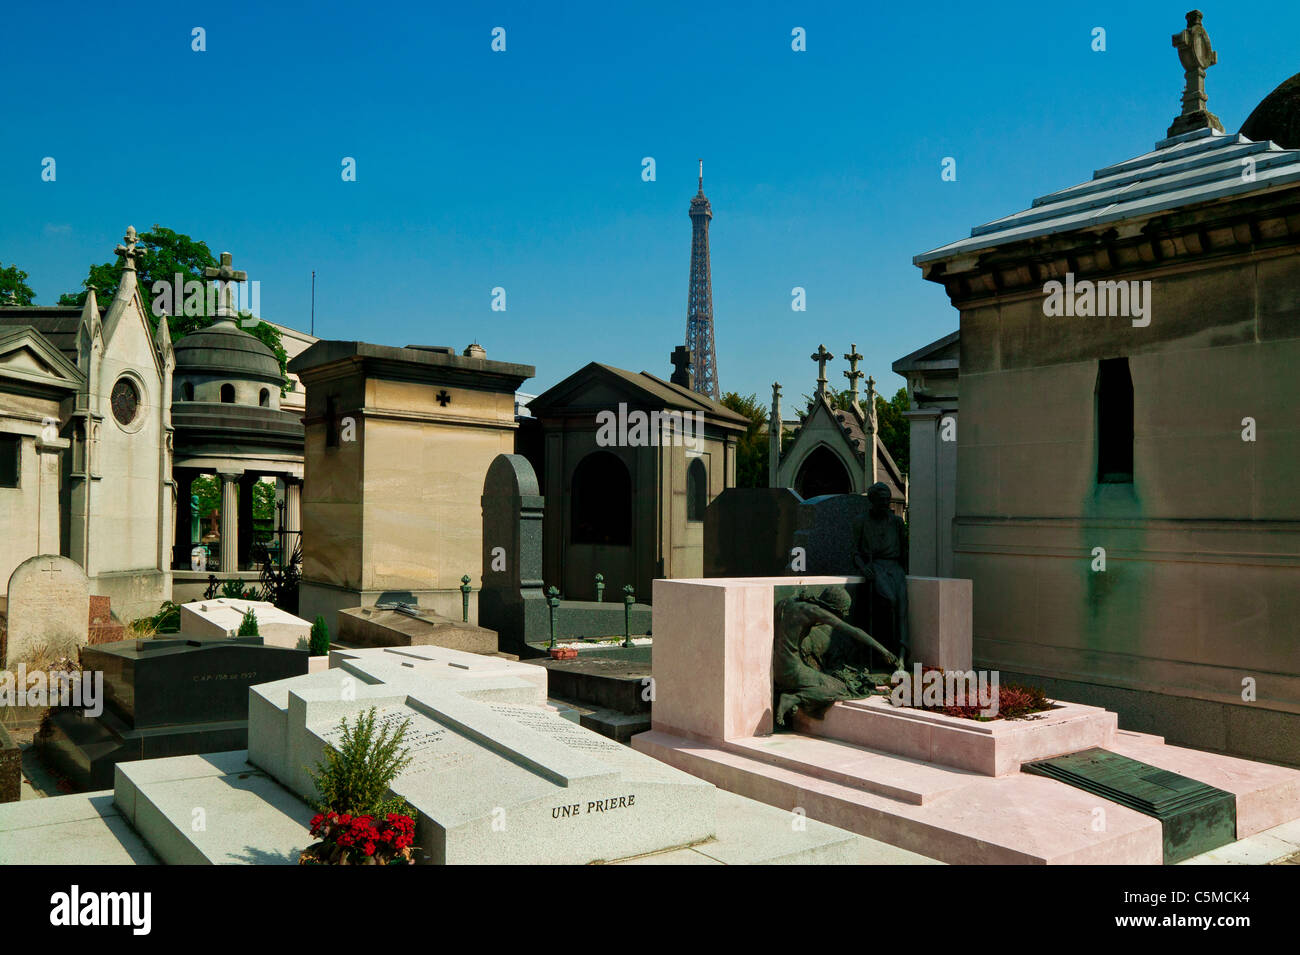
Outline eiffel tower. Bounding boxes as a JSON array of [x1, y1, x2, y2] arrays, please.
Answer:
[[684, 160, 720, 399]]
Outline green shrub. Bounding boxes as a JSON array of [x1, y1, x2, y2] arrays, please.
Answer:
[[309, 615, 330, 656], [237, 607, 260, 637], [221, 579, 249, 599], [309, 707, 413, 818]]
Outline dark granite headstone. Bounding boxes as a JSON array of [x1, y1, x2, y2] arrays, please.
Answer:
[[791, 493, 873, 575], [38, 636, 307, 790], [703, 487, 803, 577], [480, 454, 650, 653]]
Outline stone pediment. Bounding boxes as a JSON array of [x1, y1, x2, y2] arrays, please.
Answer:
[[530, 361, 747, 427], [0, 326, 85, 393]]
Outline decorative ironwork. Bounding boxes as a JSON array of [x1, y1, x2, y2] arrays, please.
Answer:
[[685, 159, 720, 399]]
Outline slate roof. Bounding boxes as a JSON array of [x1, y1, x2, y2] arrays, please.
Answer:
[[529, 361, 750, 427], [915, 127, 1300, 266], [0, 307, 97, 363]]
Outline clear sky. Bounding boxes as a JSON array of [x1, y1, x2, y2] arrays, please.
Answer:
[[2, 1, 1296, 400]]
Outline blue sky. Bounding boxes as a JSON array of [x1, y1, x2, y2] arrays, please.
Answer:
[[2, 1, 1297, 400]]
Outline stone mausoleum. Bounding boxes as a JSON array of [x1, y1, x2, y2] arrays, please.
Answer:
[[0, 229, 173, 620], [912, 37, 1300, 765]]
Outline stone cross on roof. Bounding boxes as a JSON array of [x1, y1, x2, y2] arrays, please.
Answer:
[[670, 345, 694, 388], [843, 343, 864, 406], [810, 344, 833, 396], [115, 226, 145, 272], [204, 252, 248, 318], [1168, 10, 1223, 137]]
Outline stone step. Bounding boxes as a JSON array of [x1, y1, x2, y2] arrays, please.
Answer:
[[723, 734, 973, 805], [634, 729, 1165, 864], [114, 752, 311, 865]]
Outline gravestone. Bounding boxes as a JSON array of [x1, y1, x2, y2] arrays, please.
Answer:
[[791, 494, 873, 575], [703, 487, 803, 576], [38, 636, 308, 790], [479, 454, 650, 653], [338, 605, 498, 654], [250, 644, 716, 864], [179, 598, 310, 649], [88, 596, 125, 645], [4, 555, 90, 667], [479, 454, 547, 651]]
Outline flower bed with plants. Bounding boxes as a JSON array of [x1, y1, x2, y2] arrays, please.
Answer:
[[299, 706, 419, 865]]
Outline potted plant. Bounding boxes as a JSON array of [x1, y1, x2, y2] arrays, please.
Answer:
[[300, 707, 418, 865]]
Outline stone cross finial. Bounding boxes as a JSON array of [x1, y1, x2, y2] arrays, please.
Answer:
[[1168, 10, 1223, 137], [115, 226, 144, 272], [810, 344, 833, 396], [670, 345, 694, 388], [843, 343, 864, 406], [204, 252, 248, 318]]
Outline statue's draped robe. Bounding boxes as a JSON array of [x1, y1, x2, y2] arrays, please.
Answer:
[[773, 597, 875, 722], [857, 513, 909, 657]]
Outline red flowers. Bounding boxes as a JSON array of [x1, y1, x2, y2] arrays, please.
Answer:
[[304, 810, 416, 864]]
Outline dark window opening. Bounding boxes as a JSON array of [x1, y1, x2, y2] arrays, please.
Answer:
[[1097, 357, 1134, 484], [570, 450, 631, 545], [181, 381, 194, 401], [220, 383, 236, 404], [0, 435, 19, 488], [259, 388, 270, 407], [794, 445, 853, 499], [687, 457, 707, 522]]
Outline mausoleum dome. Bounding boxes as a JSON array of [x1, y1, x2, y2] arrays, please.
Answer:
[[174, 318, 284, 408], [1241, 72, 1300, 149]]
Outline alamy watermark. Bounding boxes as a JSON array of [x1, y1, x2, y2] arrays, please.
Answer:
[[150, 273, 260, 327], [1042, 272, 1151, 327], [888, 664, 1000, 718], [1, 665, 103, 717], [595, 402, 704, 449]]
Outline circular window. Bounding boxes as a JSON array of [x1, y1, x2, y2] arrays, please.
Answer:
[[111, 377, 141, 426]]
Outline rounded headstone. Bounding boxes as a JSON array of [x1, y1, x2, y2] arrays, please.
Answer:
[[4, 555, 90, 667]]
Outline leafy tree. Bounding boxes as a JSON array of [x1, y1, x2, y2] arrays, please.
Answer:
[[0, 263, 36, 305], [720, 391, 769, 489], [59, 225, 288, 392]]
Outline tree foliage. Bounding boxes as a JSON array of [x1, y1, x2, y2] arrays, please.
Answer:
[[0, 263, 37, 305], [309, 707, 414, 818], [58, 225, 288, 392]]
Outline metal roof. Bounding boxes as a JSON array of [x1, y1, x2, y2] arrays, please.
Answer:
[[915, 127, 1300, 267]]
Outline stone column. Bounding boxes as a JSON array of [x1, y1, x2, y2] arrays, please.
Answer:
[[238, 474, 257, 569], [218, 470, 241, 573], [285, 477, 302, 561], [174, 469, 193, 569]]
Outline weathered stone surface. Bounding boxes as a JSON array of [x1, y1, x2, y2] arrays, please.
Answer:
[[339, 605, 497, 654], [88, 595, 125, 645], [4, 554, 89, 666]]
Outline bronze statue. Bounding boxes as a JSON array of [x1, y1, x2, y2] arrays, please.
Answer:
[[773, 585, 901, 727], [853, 481, 909, 665]]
